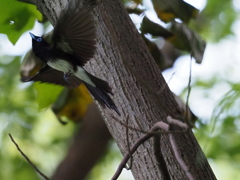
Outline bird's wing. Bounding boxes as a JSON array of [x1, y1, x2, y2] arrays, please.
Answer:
[[21, 65, 82, 88], [52, 6, 96, 66]]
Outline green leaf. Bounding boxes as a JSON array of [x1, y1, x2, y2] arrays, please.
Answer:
[[34, 83, 63, 110], [191, 0, 237, 42], [0, 0, 42, 44]]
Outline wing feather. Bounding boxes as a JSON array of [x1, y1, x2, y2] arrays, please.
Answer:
[[52, 6, 96, 66], [21, 66, 82, 88]]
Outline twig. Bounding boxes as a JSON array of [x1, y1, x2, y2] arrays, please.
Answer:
[[166, 116, 189, 130], [169, 134, 194, 180], [166, 116, 193, 179], [111, 114, 151, 134], [111, 116, 190, 180], [8, 134, 50, 180], [111, 122, 170, 180], [167, 72, 176, 84], [111, 114, 187, 135], [185, 58, 193, 126], [111, 130, 153, 180]]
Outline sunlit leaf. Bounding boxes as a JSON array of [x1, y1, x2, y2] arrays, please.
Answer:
[[192, 0, 237, 42], [231, 83, 240, 92], [0, 0, 42, 44], [34, 83, 63, 110]]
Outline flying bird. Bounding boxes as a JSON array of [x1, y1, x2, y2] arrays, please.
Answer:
[[22, 6, 120, 115]]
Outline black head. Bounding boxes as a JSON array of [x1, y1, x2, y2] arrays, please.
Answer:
[[29, 32, 50, 47], [29, 32, 43, 43], [29, 32, 51, 61]]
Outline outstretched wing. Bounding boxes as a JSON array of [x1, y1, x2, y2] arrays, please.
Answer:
[[52, 6, 96, 66], [21, 65, 83, 88]]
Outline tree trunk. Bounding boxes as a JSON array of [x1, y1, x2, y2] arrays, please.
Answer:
[[36, 0, 216, 179]]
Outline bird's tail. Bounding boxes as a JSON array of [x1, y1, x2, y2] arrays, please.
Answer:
[[84, 73, 121, 116]]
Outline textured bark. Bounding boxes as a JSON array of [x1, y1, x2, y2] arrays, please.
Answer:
[[35, 0, 217, 179]]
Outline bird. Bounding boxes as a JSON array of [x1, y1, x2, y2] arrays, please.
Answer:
[[22, 5, 120, 116]]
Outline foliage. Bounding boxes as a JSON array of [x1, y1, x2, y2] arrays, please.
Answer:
[[178, 74, 240, 179], [34, 83, 63, 110], [191, 0, 238, 42], [195, 82, 240, 161], [0, 55, 76, 179], [0, 0, 41, 44], [126, 0, 206, 67]]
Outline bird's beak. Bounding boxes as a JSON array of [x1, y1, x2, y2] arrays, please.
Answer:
[[29, 32, 37, 40]]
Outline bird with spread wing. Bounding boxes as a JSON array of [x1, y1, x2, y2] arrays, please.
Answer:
[[22, 4, 120, 115]]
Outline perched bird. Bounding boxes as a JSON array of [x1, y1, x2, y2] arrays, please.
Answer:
[[22, 6, 120, 115]]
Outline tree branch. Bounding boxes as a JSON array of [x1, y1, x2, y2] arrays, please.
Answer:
[[8, 134, 49, 180], [112, 121, 170, 180], [112, 118, 191, 180]]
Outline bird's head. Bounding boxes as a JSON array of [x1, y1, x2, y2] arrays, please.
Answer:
[[29, 32, 51, 60], [29, 32, 43, 43], [29, 32, 50, 48]]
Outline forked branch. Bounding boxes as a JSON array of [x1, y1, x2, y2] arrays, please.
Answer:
[[112, 116, 191, 180]]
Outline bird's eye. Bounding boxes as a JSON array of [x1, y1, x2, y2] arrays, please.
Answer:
[[37, 38, 42, 42]]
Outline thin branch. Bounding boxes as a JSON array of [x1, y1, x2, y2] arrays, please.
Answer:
[[185, 57, 193, 126], [167, 72, 176, 84], [166, 116, 189, 130], [110, 114, 151, 134], [169, 134, 194, 180], [111, 122, 170, 180], [111, 116, 190, 180], [111, 130, 154, 180], [166, 116, 193, 179], [111, 114, 187, 135], [8, 134, 50, 180]]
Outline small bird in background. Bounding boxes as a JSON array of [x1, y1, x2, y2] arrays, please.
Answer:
[[22, 5, 120, 116]]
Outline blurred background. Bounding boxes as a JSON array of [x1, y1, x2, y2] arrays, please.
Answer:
[[0, 0, 240, 179]]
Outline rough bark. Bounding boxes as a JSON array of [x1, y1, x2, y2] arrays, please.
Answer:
[[35, 0, 217, 179]]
